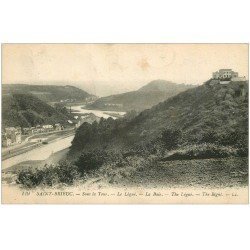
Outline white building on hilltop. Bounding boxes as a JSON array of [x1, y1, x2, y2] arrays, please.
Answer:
[[212, 69, 238, 80], [212, 69, 246, 83]]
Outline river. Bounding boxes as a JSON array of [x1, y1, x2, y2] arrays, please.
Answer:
[[70, 105, 126, 119]]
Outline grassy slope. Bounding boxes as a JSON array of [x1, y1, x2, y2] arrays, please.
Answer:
[[119, 81, 248, 146], [2, 93, 72, 128], [99, 157, 248, 188]]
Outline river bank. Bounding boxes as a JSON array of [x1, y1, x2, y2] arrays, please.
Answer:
[[70, 105, 126, 119]]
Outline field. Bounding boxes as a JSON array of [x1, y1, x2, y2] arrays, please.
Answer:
[[94, 157, 248, 189]]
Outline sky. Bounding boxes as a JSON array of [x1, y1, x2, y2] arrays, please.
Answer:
[[2, 44, 248, 96]]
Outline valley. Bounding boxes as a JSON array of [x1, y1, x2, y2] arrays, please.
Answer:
[[2, 78, 248, 192]]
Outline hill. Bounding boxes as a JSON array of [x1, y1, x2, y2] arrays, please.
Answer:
[[2, 93, 73, 128], [16, 81, 248, 189], [87, 80, 194, 111], [2, 84, 93, 103], [71, 81, 248, 156], [121, 81, 248, 148]]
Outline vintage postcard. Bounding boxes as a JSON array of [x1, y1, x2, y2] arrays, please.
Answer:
[[1, 44, 248, 204]]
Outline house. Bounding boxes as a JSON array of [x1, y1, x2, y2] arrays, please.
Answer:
[[54, 123, 63, 131], [2, 127, 22, 147], [211, 69, 247, 84], [2, 134, 12, 147], [104, 103, 123, 107], [5, 127, 22, 143], [212, 69, 238, 80], [32, 128, 42, 134], [5, 127, 16, 136], [15, 127, 22, 133], [15, 132, 22, 144], [23, 127, 32, 135], [42, 124, 53, 129], [42, 124, 54, 132]]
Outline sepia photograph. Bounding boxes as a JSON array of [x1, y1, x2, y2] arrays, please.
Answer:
[[1, 1, 250, 250], [1, 43, 248, 204]]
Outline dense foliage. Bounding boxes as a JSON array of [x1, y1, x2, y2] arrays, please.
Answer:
[[17, 161, 80, 188], [2, 93, 72, 128]]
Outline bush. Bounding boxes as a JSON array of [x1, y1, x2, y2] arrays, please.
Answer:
[[17, 169, 44, 188], [55, 161, 80, 185], [75, 149, 107, 175], [161, 128, 182, 150], [17, 161, 79, 188]]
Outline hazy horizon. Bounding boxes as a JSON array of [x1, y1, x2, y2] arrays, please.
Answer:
[[2, 79, 193, 97], [2, 44, 248, 96]]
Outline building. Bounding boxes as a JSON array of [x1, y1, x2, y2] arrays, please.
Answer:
[[212, 69, 239, 80], [231, 76, 246, 82], [5, 127, 16, 136], [5, 127, 21, 144], [2, 127, 22, 147], [42, 124, 54, 132], [54, 123, 63, 131], [2, 135, 12, 147], [23, 127, 30, 135], [42, 124, 53, 129], [104, 103, 123, 108], [75, 113, 101, 128], [23, 127, 36, 135]]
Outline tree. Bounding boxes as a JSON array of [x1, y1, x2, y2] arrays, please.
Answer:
[[75, 149, 107, 175], [161, 128, 181, 150]]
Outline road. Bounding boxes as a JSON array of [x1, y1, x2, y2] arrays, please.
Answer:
[[2, 129, 75, 160], [2, 134, 74, 170]]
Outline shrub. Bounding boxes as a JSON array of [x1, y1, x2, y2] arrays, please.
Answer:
[[17, 168, 44, 188], [54, 161, 80, 185], [75, 149, 107, 175], [17, 161, 80, 188], [161, 128, 182, 150]]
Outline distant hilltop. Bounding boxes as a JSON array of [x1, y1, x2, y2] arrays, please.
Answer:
[[2, 84, 95, 103], [87, 80, 194, 112]]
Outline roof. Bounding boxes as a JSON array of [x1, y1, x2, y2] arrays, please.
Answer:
[[219, 69, 232, 71]]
